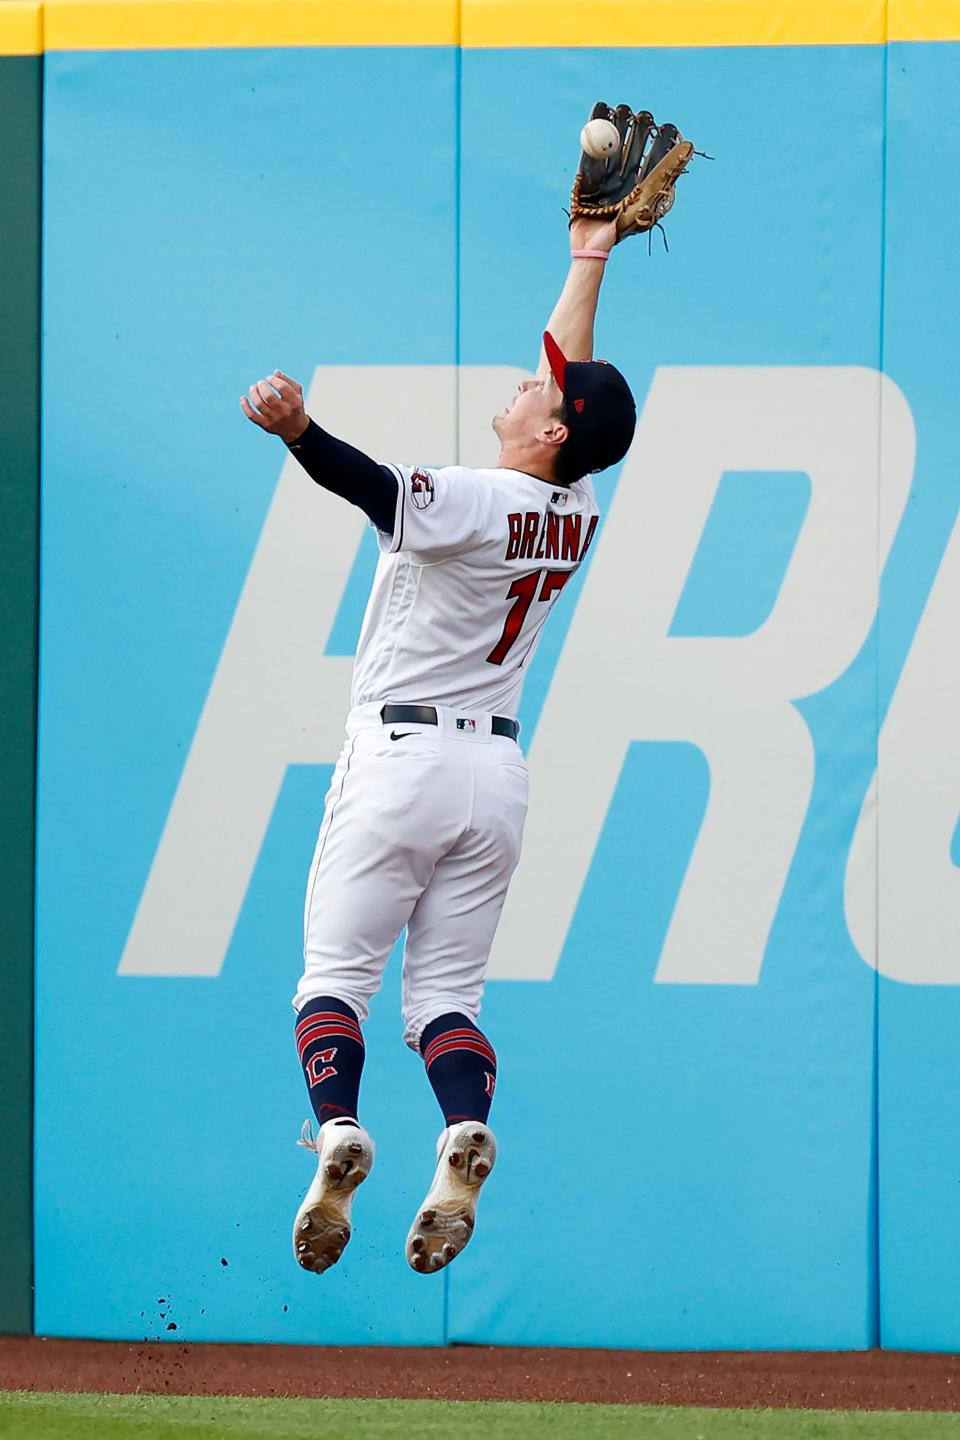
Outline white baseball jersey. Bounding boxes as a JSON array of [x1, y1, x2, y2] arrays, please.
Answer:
[[350, 462, 600, 715], [298, 458, 601, 1050]]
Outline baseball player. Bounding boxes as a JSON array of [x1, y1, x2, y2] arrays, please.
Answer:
[[241, 106, 691, 1277]]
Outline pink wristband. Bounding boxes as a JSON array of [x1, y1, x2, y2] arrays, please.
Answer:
[[570, 249, 610, 261]]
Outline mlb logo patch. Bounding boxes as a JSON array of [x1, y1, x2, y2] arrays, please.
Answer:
[[551, 491, 569, 506], [456, 718, 477, 733], [410, 468, 435, 510]]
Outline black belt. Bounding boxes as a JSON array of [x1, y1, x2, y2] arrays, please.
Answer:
[[380, 704, 519, 742]]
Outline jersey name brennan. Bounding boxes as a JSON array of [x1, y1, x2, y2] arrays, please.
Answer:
[[349, 462, 601, 718], [505, 510, 598, 564]]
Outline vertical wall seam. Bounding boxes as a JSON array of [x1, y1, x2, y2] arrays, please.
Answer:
[[34, 2, 47, 1337], [27, 30, 42, 1341], [453, 6, 462, 472], [30, 35, 44, 1338], [872, 0, 891, 1352], [443, 0, 463, 1348]]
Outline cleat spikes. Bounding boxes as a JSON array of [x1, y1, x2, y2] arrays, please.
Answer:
[[406, 1122, 496, 1275], [292, 1120, 374, 1277]]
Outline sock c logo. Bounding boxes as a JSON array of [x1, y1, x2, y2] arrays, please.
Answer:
[[306, 1047, 338, 1087]]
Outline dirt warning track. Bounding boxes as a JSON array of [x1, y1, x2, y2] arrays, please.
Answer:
[[1, 1338, 959, 1411]]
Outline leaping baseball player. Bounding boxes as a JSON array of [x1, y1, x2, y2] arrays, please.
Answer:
[[241, 105, 693, 1276]]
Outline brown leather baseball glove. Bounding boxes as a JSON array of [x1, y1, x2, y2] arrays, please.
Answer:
[[571, 102, 695, 241]]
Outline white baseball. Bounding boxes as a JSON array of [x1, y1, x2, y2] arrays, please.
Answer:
[[580, 118, 620, 159]]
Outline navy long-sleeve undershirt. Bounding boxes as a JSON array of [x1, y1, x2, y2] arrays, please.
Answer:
[[284, 419, 399, 536]]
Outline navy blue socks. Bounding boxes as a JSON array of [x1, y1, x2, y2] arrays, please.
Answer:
[[295, 996, 365, 1128], [420, 1012, 497, 1126], [296, 1002, 497, 1130]]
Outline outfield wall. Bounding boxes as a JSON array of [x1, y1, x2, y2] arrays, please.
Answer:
[[10, 0, 960, 1350]]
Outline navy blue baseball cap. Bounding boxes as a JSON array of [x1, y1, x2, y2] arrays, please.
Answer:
[[543, 331, 636, 473]]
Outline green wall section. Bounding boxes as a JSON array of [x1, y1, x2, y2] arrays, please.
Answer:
[[0, 53, 40, 1335]]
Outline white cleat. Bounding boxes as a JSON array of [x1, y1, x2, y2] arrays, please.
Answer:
[[292, 1117, 374, 1274], [406, 1121, 496, 1274]]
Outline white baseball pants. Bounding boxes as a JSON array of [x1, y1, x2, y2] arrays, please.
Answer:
[[294, 702, 529, 1049]]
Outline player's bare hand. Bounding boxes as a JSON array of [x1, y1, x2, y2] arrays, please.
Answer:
[[240, 370, 309, 443], [569, 215, 617, 254]]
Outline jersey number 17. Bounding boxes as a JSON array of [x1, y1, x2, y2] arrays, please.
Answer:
[[486, 568, 572, 666]]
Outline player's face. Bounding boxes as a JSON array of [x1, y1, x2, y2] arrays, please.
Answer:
[[492, 377, 565, 445]]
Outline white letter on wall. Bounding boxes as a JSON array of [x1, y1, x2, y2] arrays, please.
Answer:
[[489, 367, 914, 985], [846, 505, 960, 982], [120, 365, 523, 977]]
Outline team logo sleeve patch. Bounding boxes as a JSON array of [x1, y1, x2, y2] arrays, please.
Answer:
[[382, 464, 489, 562], [410, 468, 436, 511]]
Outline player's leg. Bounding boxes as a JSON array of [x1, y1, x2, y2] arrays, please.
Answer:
[[418, 1010, 497, 1127], [294, 742, 395, 1143], [401, 744, 528, 1273], [291, 991, 374, 1275], [402, 744, 527, 1119], [291, 724, 466, 1274], [295, 996, 366, 1128]]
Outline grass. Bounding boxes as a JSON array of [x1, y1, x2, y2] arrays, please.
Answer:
[[2, 1394, 960, 1438]]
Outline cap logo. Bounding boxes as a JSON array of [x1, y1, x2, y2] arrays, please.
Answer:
[[573, 398, 586, 414]]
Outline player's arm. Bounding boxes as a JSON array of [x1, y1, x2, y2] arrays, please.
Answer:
[[535, 215, 618, 380], [241, 370, 398, 534]]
